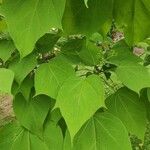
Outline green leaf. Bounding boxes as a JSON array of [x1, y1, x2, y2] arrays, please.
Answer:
[[105, 87, 147, 139], [19, 76, 34, 101], [57, 75, 104, 140], [9, 53, 37, 84], [109, 40, 142, 66], [0, 19, 7, 32], [140, 89, 150, 121], [36, 31, 61, 53], [44, 119, 63, 150], [0, 68, 14, 94], [0, 39, 15, 62], [114, 0, 150, 45], [13, 94, 53, 136], [62, 0, 113, 36], [109, 41, 150, 92], [79, 41, 101, 66], [63, 130, 72, 150], [89, 32, 103, 43], [11, 130, 49, 150], [84, 0, 88, 7], [61, 37, 85, 64], [49, 108, 62, 123], [115, 64, 150, 93], [0, 122, 23, 150], [1, 0, 66, 57], [12, 76, 34, 101], [73, 112, 132, 150], [61, 38, 101, 65], [35, 56, 75, 99], [61, 37, 86, 53], [0, 122, 49, 150]]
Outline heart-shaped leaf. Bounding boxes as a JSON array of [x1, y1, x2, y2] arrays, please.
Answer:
[[57, 75, 104, 140]]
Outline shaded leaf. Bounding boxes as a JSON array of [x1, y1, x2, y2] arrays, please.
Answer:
[[61, 37, 85, 64], [44, 117, 63, 150], [19, 76, 34, 101], [13, 94, 53, 136], [9, 53, 37, 84], [12, 76, 34, 101], [73, 112, 132, 150], [0, 122, 49, 150], [49, 108, 62, 123], [62, 0, 113, 36], [11, 130, 49, 150], [36, 31, 61, 53], [105, 87, 147, 139], [0, 18, 7, 32], [63, 130, 72, 150], [114, 0, 150, 45], [79, 41, 101, 66], [0, 122, 23, 150], [147, 88, 150, 102]]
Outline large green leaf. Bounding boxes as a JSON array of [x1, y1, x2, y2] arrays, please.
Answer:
[[115, 64, 150, 93], [62, 0, 113, 36], [1, 0, 66, 57], [109, 41, 150, 92], [73, 112, 132, 150], [35, 56, 75, 99], [109, 40, 142, 66], [105, 87, 147, 139], [0, 68, 14, 94], [57, 75, 104, 139], [13, 94, 53, 136], [114, 0, 150, 45], [0, 122, 49, 150], [0, 39, 15, 62], [9, 53, 37, 84]]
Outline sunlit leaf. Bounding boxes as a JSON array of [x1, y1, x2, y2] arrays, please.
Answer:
[[73, 112, 132, 150], [57, 75, 104, 139], [1, 0, 66, 57], [35, 56, 75, 99]]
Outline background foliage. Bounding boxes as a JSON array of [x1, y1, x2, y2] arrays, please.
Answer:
[[0, 0, 150, 149]]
